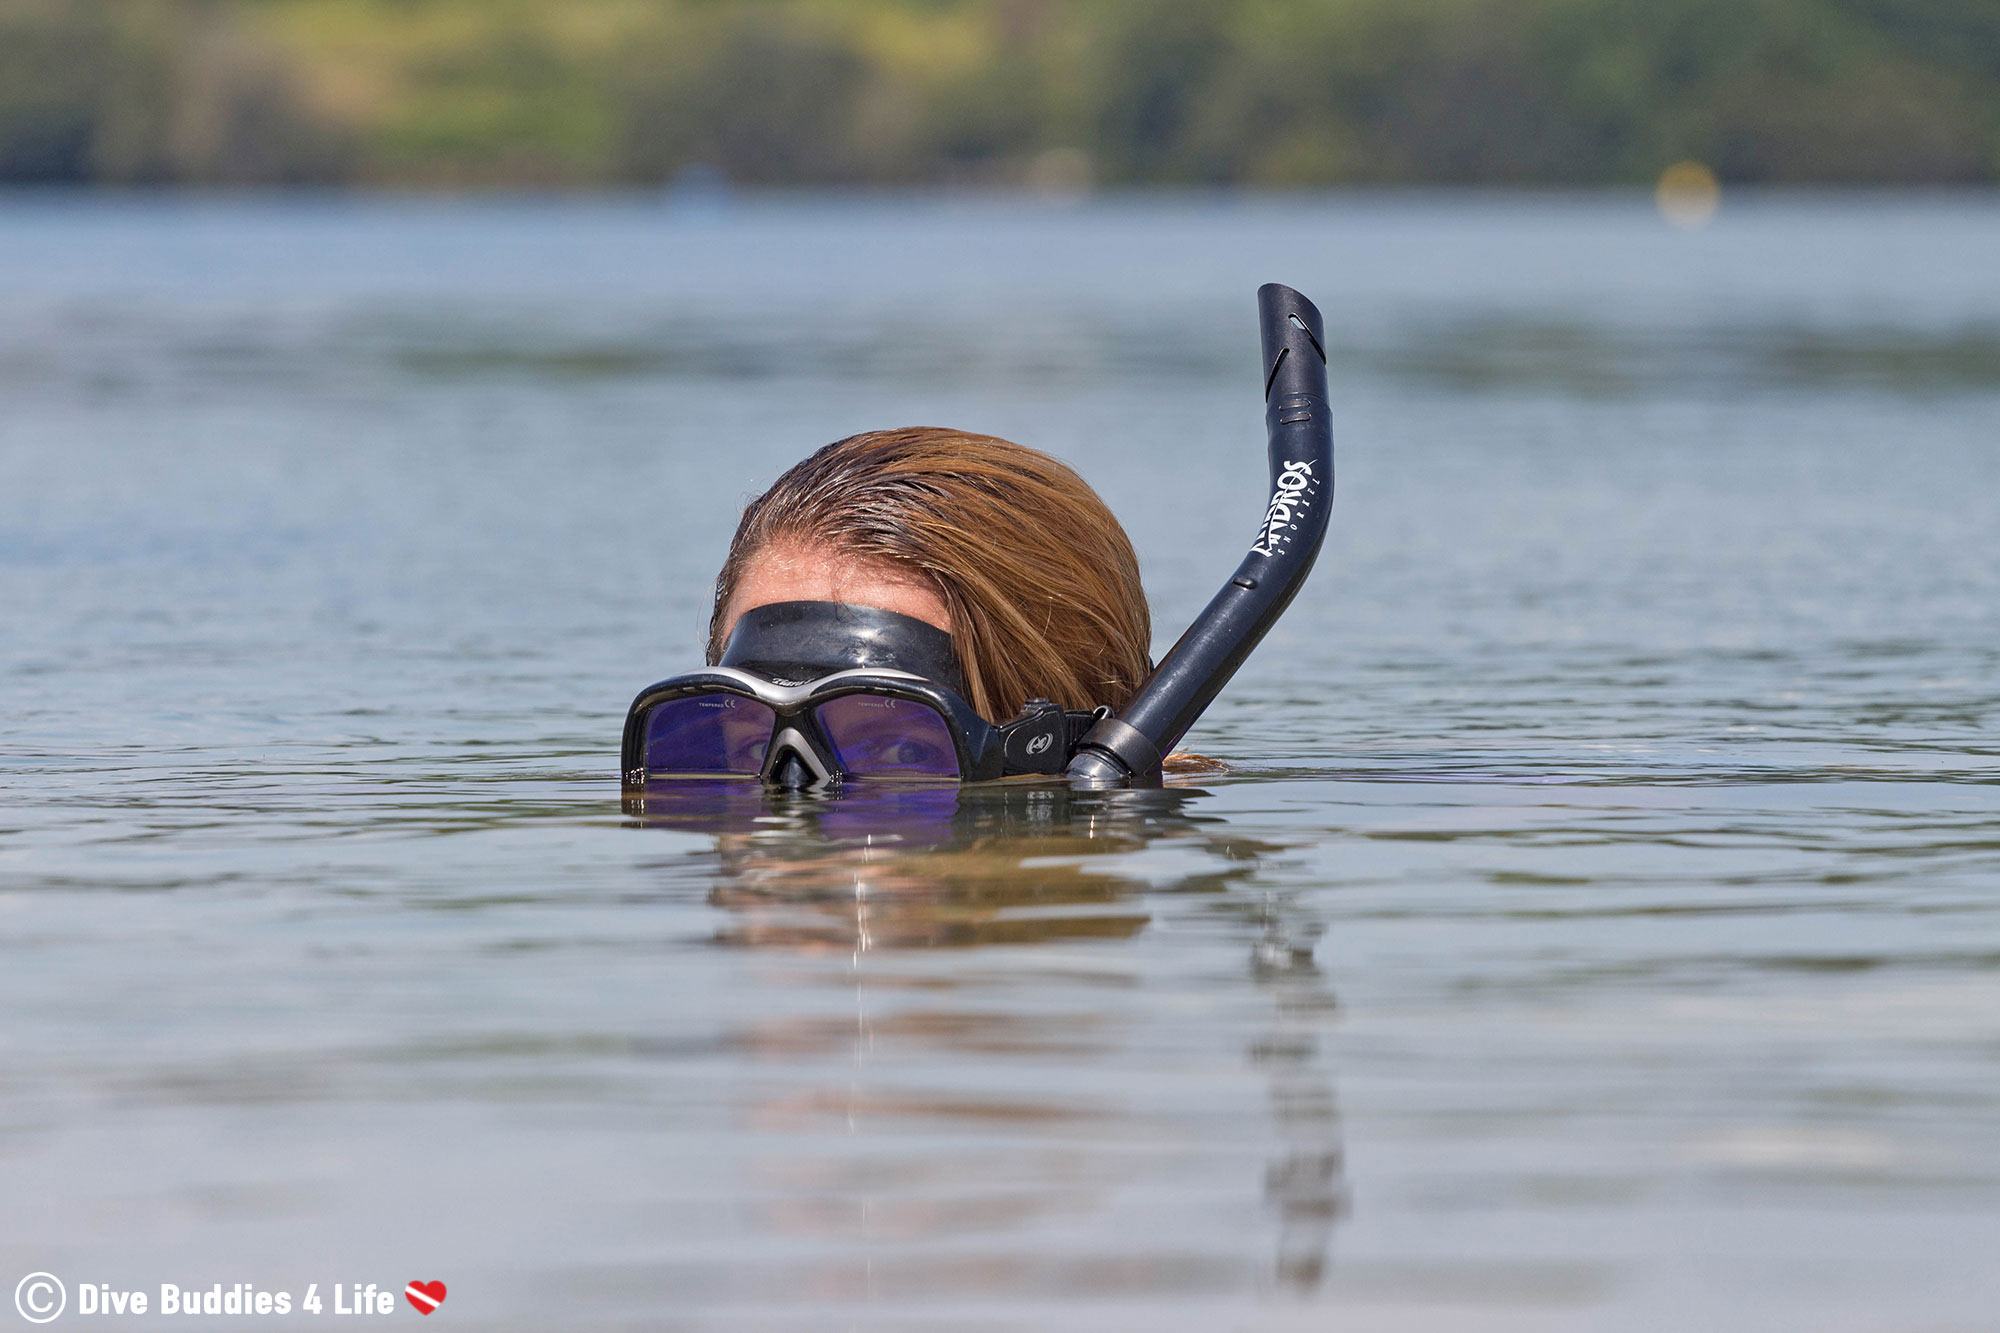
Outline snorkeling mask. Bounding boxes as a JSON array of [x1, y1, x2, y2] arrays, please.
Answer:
[[620, 601, 1104, 789], [621, 281, 1336, 791]]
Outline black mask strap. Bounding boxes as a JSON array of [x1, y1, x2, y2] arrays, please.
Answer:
[[717, 601, 966, 695]]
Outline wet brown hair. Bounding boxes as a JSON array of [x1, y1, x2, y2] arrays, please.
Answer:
[[708, 427, 1153, 720]]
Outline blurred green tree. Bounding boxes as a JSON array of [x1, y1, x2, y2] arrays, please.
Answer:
[[0, 0, 1993, 186]]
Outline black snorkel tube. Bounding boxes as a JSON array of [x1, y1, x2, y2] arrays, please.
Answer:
[[1066, 283, 1335, 787]]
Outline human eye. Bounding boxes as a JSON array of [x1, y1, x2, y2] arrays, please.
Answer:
[[890, 740, 948, 768]]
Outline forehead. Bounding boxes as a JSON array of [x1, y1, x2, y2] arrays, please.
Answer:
[[722, 539, 952, 640]]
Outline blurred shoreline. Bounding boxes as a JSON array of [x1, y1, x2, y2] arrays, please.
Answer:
[[4, 182, 2000, 203], [5, 0, 1997, 190]]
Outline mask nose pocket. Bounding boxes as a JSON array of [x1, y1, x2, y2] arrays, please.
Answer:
[[762, 727, 834, 790]]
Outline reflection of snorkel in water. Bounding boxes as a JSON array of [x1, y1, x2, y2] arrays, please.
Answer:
[[619, 283, 1334, 792]]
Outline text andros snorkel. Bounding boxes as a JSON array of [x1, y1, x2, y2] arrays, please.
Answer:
[[1248, 459, 1318, 558]]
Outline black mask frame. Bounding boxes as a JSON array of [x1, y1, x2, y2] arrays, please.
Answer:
[[620, 666, 1101, 789]]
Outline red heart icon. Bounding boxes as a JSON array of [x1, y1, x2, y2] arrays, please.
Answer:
[[404, 1281, 447, 1315]]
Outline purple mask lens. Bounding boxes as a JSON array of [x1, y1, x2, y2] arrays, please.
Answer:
[[813, 694, 962, 779], [643, 695, 777, 775]]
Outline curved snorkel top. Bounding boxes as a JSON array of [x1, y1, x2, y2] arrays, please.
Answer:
[[1067, 282, 1335, 787]]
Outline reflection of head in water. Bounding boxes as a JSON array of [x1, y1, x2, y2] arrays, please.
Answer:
[[709, 428, 1153, 720], [624, 780, 1347, 1291], [625, 782, 1230, 950]]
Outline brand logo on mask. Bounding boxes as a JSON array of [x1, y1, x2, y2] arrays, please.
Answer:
[[1249, 460, 1315, 557], [1025, 732, 1054, 756]]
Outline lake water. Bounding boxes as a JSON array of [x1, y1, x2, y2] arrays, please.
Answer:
[[2, 193, 1997, 1330]]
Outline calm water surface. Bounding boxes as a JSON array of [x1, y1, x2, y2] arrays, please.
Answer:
[[2, 194, 1998, 1330]]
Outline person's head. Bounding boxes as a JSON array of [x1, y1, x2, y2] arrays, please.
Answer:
[[709, 427, 1152, 721]]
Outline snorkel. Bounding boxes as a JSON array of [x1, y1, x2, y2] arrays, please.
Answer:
[[1065, 283, 1335, 787]]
